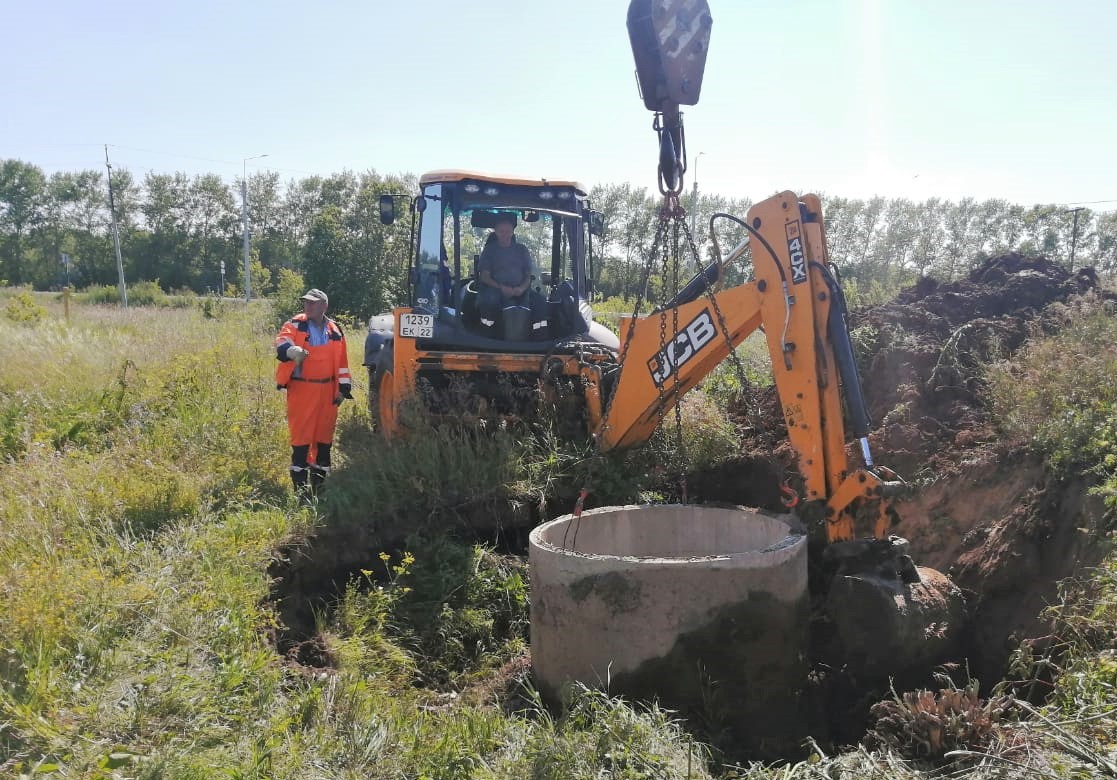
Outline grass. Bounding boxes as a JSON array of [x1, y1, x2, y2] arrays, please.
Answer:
[[987, 290, 1117, 519], [0, 292, 722, 778], [1, 288, 1115, 778]]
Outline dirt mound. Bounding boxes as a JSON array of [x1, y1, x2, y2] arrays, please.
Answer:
[[852, 253, 1100, 478], [723, 253, 1100, 481], [711, 253, 1112, 688]]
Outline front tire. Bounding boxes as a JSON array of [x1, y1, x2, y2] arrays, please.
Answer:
[[372, 344, 396, 436]]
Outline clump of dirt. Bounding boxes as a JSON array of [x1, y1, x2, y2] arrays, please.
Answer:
[[717, 253, 1113, 687]]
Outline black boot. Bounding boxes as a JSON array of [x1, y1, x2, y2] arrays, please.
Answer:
[[308, 443, 332, 494], [290, 466, 309, 493], [309, 464, 328, 493]]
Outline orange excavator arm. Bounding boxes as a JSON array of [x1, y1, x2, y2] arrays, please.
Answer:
[[595, 190, 903, 544]]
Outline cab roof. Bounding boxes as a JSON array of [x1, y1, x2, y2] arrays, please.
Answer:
[[419, 169, 587, 195]]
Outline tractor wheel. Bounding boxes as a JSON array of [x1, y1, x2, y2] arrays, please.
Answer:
[[366, 366, 378, 417], [372, 344, 396, 436]]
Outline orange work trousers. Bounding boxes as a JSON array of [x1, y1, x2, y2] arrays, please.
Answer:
[[286, 379, 339, 454]]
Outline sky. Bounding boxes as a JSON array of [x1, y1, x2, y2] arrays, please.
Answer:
[[3, 0, 1116, 208]]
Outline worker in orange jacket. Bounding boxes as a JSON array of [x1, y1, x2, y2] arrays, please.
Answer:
[[275, 288, 352, 492]]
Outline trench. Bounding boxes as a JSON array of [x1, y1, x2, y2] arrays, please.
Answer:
[[265, 450, 1109, 764]]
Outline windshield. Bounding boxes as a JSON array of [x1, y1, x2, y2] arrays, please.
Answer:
[[417, 180, 588, 300]]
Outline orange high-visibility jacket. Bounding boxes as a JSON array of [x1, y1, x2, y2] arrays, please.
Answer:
[[275, 314, 351, 395]]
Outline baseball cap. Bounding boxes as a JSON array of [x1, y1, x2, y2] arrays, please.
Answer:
[[300, 288, 328, 304]]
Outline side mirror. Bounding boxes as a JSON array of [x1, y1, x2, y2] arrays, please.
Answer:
[[540, 271, 553, 286], [378, 194, 396, 225], [588, 210, 605, 237], [523, 210, 540, 223], [414, 195, 427, 213]]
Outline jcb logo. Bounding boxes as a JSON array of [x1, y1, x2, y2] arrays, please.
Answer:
[[648, 309, 717, 386], [786, 221, 807, 285]]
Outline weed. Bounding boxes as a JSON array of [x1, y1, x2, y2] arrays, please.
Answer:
[[392, 537, 530, 686], [863, 678, 1015, 762]]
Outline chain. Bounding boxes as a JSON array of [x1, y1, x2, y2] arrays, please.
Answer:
[[669, 216, 688, 503], [563, 206, 671, 551], [679, 213, 751, 403]]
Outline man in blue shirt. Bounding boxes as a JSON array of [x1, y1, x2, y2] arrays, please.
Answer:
[[476, 212, 533, 320]]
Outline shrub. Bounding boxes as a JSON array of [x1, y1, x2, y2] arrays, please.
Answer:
[[678, 391, 738, 470], [78, 284, 122, 305], [199, 294, 229, 319], [126, 279, 168, 307], [4, 291, 45, 323], [79, 280, 168, 306]]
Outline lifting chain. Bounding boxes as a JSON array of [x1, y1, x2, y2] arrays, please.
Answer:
[[667, 214, 688, 504], [680, 210, 751, 398], [562, 203, 671, 551]]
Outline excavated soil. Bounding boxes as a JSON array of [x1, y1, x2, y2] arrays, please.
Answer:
[[707, 253, 1113, 688]]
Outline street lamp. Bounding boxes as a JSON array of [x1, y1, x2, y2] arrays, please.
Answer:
[[689, 152, 706, 271], [242, 154, 268, 301]]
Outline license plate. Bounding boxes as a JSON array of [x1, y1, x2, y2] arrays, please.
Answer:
[[399, 313, 434, 339]]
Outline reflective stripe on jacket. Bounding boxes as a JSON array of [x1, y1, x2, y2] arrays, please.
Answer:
[[275, 314, 351, 393]]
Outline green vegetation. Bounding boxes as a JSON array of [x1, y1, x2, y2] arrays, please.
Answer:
[[988, 291, 1117, 518], [0, 294, 720, 777], [4, 155, 1117, 326], [1, 290, 1115, 778], [3, 289, 46, 323]]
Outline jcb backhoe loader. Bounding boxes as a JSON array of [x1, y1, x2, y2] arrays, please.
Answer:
[[365, 0, 963, 678]]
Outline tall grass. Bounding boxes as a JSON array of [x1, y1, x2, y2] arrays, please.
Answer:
[[987, 291, 1117, 517], [0, 294, 719, 777]]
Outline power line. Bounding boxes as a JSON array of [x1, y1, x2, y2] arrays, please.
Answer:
[[104, 145, 327, 178], [107, 143, 238, 167]]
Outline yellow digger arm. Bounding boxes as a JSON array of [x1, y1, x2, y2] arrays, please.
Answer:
[[595, 191, 896, 543]]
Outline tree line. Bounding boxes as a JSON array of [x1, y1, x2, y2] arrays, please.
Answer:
[[2, 158, 1114, 319], [590, 182, 1117, 304], [0, 159, 415, 319]]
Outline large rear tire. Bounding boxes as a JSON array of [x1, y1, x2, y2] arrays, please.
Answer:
[[372, 344, 396, 436], [366, 366, 378, 417]]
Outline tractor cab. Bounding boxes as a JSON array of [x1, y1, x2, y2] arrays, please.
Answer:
[[376, 170, 611, 351]]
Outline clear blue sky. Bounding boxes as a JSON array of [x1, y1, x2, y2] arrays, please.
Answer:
[[3, 0, 1115, 208]]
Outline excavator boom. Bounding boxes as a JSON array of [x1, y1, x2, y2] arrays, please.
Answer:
[[596, 191, 897, 543]]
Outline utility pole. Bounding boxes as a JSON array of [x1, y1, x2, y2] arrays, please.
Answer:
[[689, 151, 705, 273], [104, 145, 128, 307], [242, 154, 268, 301], [1065, 207, 1085, 271]]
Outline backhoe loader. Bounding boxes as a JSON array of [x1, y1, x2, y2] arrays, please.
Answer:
[[365, 0, 963, 678]]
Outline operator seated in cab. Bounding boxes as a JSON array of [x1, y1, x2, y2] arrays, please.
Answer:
[[476, 211, 534, 325]]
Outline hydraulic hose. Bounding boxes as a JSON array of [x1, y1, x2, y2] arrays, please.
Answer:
[[813, 261, 872, 441]]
